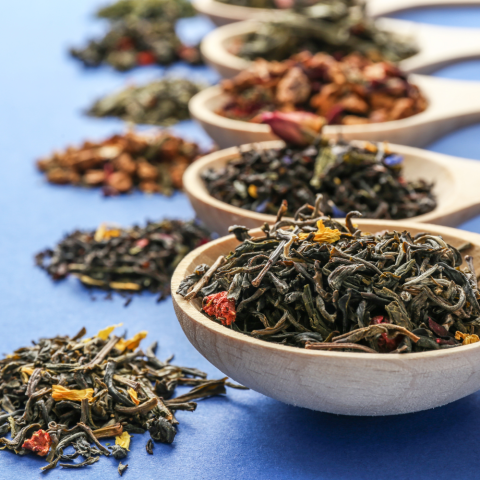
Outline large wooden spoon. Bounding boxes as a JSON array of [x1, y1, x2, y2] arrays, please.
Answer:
[[189, 74, 480, 148], [172, 220, 480, 415], [200, 17, 480, 77], [183, 140, 480, 235]]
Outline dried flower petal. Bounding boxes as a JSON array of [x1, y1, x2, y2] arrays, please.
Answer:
[[115, 431, 131, 451], [97, 323, 123, 340], [52, 385, 94, 403], [298, 220, 341, 244], [455, 331, 480, 345], [128, 388, 140, 405], [115, 331, 148, 353]]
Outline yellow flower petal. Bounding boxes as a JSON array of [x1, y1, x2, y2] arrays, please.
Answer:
[[115, 431, 131, 450], [96, 323, 123, 341], [128, 388, 140, 405], [455, 331, 480, 345], [115, 331, 148, 353], [52, 385, 94, 403], [94, 223, 122, 242], [21, 367, 35, 376], [298, 220, 341, 244], [248, 184, 258, 199]]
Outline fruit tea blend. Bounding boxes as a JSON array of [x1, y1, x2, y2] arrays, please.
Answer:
[[178, 200, 480, 353]]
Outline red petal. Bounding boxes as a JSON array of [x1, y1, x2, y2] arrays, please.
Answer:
[[22, 430, 52, 456]]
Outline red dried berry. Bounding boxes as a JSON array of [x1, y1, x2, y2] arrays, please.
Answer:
[[137, 51, 156, 66], [22, 430, 52, 456], [203, 291, 236, 326]]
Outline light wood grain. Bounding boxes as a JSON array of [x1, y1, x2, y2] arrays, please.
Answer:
[[172, 221, 480, 415], [183, 141, 480, 235], [200, 16, 480, 77], [189, 74, 480, 149]]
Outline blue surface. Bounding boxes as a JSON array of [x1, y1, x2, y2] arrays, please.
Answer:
[[388, 6, 480, 27], [3, 1, 480, 479]]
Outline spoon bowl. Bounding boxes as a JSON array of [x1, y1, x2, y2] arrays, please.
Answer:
[[183, 141, 480, 236], [189, 74, 480, 149], [200, 17, 480, 77], [172, 221, 480, 415]]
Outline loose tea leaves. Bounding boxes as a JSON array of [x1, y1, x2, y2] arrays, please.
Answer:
[[217, 0, 326, 8], [87, 78, 203, 126], [178, 201, 480, 353], [0, 325, 246, 472], [220, 52, 427, 125], [37, 130, 200, 196], [36, 219, 211, 301], [71, 20, 201, 71], [201, 138, 436, 219], [230, 7, 418, 64], [96, 0, 195, 22]]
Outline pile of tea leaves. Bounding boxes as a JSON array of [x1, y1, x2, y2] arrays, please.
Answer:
[[37, 130, 200, 196], [71, 0, 200, 70], [202, 138, 436, 220], [178, 201, 480, 353], [96, 0, 195, 22], [220, 52, 427, 125], [36, 219, 211, 302], [230, 9, 418, 64], [87, 78, 203, 125], [0, 325, 246, 472], [216, 0, 332, 8]]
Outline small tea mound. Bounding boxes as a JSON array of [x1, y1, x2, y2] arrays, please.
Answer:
[[96, 0, 195, 22], [0, 325, 246, 472], [202, 138, 436, 220], [220, 52, 427, 125], [71, 20, 201, 71], [87, 78, 203, 126], [37, 130, 200, 196], [231, 8, 418, 64], [36, 219, 211, 301], [178, 201, 480, 353]]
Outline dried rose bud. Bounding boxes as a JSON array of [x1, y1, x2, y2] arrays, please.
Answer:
[[83, 169, 106, 185], [260, 111, 324, 146], [107, 171, 133, 193], [203, 291, 236, 326], [36, 158, 51, 172], [22, 430, 52, 456], [137, 160, 158, 181], [113, 152, 137, 175]]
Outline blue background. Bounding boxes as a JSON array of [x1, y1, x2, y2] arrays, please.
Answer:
[[1, 2, 480, 479]]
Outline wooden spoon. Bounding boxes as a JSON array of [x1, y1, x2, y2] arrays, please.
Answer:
[[368, 0, 480, 18], [183, 140, 480, 235], [189, 74, 480, 149], [200, 17, 480, 77], [172, 221, 480, 415]]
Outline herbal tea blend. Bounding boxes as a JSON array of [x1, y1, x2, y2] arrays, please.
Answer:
[[201, 139, 436, 219], [71, 20, 201, 71], [71, 0, 199, 70], [96, 0, 195, 22], [0, 325, 246, 472], [178, 200, 480, 353], [230, 8, 418, 64], [87, 78, 203, 126], [36, 219, 211, 302], [220, 53, 427, 125], [37, 130, 200, 196]]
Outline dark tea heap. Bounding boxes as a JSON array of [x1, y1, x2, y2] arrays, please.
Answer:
[[37, 130, 200, 196], [36, 219, 211, 302], [217, 0, 335, 7], [202, 139, 436, 220], [0, 325, 245, 472], [87, 78, 203, 126], [178, 201, 480, 353]]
